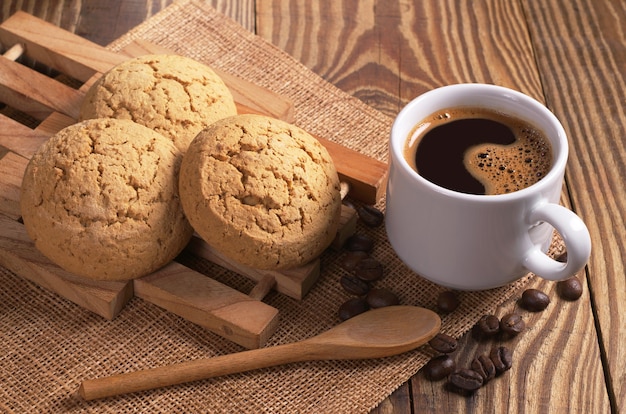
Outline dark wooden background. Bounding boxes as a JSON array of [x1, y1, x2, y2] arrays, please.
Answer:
[[1, 1, 623, 412]]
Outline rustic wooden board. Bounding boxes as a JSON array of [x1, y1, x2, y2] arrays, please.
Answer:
[[256, 0, 615, 411]]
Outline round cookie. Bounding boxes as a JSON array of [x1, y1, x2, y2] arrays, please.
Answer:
[[79, 54, 237, 152], [20, 118, 194, 281], [179, 114, 342, 270]]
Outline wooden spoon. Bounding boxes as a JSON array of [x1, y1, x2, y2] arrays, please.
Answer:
[[78, 305, 440, 400]]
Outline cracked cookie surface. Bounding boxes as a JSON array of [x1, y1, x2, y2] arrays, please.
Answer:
[[20, 118, 194, 280], [79, 54, 237, 152], [179, 114, 342, 270]]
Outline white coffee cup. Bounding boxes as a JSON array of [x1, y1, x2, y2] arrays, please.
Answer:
[[385, 83, 591, 290]]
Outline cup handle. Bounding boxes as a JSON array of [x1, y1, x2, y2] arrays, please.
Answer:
[[523, 202, 591, 280]]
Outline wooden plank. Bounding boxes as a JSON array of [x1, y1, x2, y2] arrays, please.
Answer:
[[0, 114, 49, 160], [134, 261, 280, 349], [0, 56, 83, 120], [0, 214, 133, 320], [522, 0, 626, 410], [258, 1, 612, 412], [318, 137, 387, 205], [0, 11, 126, 82], [0, 150, 27, 220], [34, 111, 75, 137]]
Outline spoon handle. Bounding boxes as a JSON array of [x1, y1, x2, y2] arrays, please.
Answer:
[[79, 341, 311, 400]]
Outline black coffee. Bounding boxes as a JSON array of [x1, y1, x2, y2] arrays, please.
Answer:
[[404, 107, 553, 195]]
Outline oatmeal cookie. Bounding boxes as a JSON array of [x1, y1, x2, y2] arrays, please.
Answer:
[[179, 114, 342, 270], [79, 54, 237, 152], [20, 118, 193, 280]]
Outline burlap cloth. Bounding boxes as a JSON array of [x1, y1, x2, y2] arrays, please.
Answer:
[[0, 1, 565, 412]]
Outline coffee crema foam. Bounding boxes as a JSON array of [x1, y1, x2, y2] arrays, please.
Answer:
[[405, 108, 553, 195], [464, 126, 552, 195]]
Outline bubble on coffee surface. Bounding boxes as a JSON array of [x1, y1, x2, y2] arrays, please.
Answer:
[[464, 125, 552, 195]]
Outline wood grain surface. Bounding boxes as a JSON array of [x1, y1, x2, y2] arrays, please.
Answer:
[[1, 0, 623, 413]]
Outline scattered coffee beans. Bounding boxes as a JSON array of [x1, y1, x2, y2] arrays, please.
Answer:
[[499, 313, 525, 337], [424, 355, 456, 381], [366, 288, 399, 308], [345, 234, 375, 252], [475, 314, 500, 337], [471, 354, 496, 382], [437, 291, 459, 313], [355, 257, 384, 282], [357, 205, 384, 227], [557, 276, 583, 301], [429, 333, 458, 354], [489, 346, 513, 374], [339, 275, 370, 296], [338, 297, 369, 321], [339, 251, 368, 272], [448, 368, 483, 391], [520, 288, 550, 312]]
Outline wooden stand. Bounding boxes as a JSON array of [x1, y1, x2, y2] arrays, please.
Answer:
[[0, 12, 387, 349]]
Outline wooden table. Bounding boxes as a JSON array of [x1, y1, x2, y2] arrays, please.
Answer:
[[1, 1, 623, 412]]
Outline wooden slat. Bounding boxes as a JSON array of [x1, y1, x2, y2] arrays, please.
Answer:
[[318, 137, 388, 205], [0, 114, 48, 160], [0, 150, 27, 220], [0, 214, 133, 320], [0, 56, 83, 119], [0, 11, 126, 81], [134, 261, 280, 350]]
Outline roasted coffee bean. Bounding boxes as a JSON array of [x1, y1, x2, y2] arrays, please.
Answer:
[[490, 346, 513, 374], [428, 333, 458, 354], [471, 354, 496, 382], [366, 288, 399, 308], [357, 205, 384, 227], [338, 297, 369, 321], [448, 369, 483, 391], [500, 313, 525, 336], [339, 275, 370, 296], [557, 276, 583, 301], [475, 314, 500, 337], [424, 355, 456, 381], [436, 291, 459, 313], [345, 234, 374, 252], [355, 257, 384, 281], [520, 288, 550, 312], [339, 251, 368, 272]]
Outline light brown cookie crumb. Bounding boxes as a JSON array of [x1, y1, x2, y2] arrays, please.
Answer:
[[179, 114, 342, 270], [79, 54, 237, 152], [20, 118, 193, 280]]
